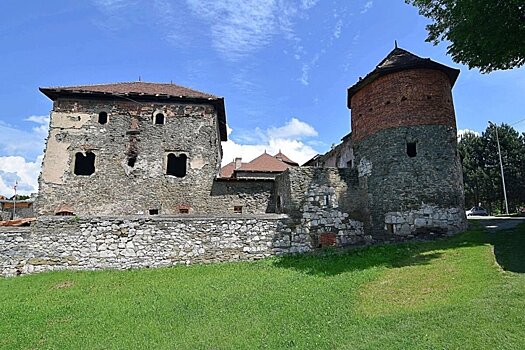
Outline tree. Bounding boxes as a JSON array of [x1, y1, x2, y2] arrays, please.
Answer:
[[405, 0, 525, 72], [458, 124, 525, 214]]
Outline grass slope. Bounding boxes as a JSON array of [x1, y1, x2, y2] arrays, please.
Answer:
[[1, 224, 524, 349]]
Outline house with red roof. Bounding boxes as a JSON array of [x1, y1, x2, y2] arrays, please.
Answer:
[[220, 151, 298, 179]]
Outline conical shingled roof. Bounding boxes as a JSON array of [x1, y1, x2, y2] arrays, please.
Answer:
[[347, 47, 460, 108]]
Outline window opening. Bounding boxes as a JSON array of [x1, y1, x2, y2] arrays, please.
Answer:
[[234, 206, 243, 214], [98, 112, 108, 124], [127, 156, 137, 167], [154, 113, 165, 125], [166, 153, 187, 177], [179, 208, 189, 214], [149, 209, 159, 215], [74, 152, 95, 176], [324, 195, 330, 206], [386, 223, 394, 234], [407, 142, 417, 157]]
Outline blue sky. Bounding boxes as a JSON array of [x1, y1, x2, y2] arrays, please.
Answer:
[[1, 0, 524, 196]]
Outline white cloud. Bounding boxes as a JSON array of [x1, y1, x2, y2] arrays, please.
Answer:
[[0, 116, 49, 160], [360, 1, 373, 14], [268, 117, 318, 139], [222, 118, 319, 166], [0, 155, 43, 197], [0, 115, 49, 197], [457, 129, 481, 140]]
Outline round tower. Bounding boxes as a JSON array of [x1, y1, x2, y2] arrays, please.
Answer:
[[348, 47, 467, 239]]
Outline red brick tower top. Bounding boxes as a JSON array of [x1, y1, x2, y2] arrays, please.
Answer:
[[347, 47, 460, 143]]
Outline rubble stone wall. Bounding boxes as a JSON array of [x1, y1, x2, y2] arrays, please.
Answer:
[[275, 167, 370, 246], [354, 124, 467, 237], [36, 99, 224, 216], [0, 215, 311, 277]]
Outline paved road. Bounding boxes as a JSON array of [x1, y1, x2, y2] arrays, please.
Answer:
[[468, 216, 525, 231]]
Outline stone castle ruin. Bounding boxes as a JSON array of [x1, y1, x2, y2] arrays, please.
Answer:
[[1, 47, 467, 276]]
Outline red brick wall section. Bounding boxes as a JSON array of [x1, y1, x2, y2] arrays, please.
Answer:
[[320, 232, 337, 247], [350, 69, 457, 143]]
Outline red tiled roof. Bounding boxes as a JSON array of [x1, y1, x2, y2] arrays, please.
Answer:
[[239, 152, 290, 172], [219, 162, 238, 178], [40, 81, 219, 99], [274, 151, 299, 166], [220, 151, 298, 178]]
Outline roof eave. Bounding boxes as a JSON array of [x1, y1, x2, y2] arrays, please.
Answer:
[[39, 88, 228, 141], [347, 63, 460, 109]]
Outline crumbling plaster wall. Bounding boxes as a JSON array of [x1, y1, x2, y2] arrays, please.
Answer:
[[37, 99, 228, 216]]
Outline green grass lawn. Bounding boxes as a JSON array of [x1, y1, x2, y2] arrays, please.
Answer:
[[1, 224, 524, 350]]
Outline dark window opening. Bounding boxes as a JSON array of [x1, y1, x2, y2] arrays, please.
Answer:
[[166, 153, 187, 177], [324, 195, 330, 206], [154, 113, 165, 125], [149, 209, 159, 215], [407, 142, 417, 157], [127, 156, 137, 167], [426, 95, 432, 100], [179, 208, 189, 214], [276, 196, 282, 211], [234, 206, 243, 214], [74, 152, 95, 176], [386, 223, 394, 234], [401, 96, 407, 101], [98, 112, 108, 124]]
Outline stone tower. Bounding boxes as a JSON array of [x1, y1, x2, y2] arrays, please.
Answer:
[[36, 82, 227, 216], [347, 47, 467, 238]]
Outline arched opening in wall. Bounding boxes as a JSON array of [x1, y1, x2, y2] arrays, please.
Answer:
[[407, 142, 417, 157], [154, 113, 165, 125], [74, 152, 96, 175], [98, 111, 108, 124], [166, 153, 187, 177]]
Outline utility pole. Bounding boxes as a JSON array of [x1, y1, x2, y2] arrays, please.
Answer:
[[12, 181, 17, 220], [488, 122, 509, 215]]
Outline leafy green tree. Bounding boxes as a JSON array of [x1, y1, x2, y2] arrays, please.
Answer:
[[405, 0, 525, 72], [459, 124, 525, 214]]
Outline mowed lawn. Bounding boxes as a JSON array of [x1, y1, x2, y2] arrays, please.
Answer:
[[1, 224, 524, 349]]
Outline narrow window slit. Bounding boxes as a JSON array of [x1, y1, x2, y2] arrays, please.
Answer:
[[407, 142, 417, 157]]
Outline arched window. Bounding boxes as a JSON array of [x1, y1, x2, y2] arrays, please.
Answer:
[[98, 111, 108, 124], [74, 152, 96, 175], [154, 113, 165, 125], [166, 153, 187, 177]]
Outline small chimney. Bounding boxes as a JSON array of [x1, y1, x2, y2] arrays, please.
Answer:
[[234, 157, 242, 169]]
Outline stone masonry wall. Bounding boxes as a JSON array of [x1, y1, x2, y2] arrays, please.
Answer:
[[37, 99, 223, 216], [1, 215, 312, 277], [354, 124, 467, 237], [275, 167, 371, 247]]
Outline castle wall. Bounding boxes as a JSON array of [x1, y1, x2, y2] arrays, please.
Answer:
[[37, 99, 224, 216], [350, 69, 456, 143], [354, 125, 467, 237], [1, 215, 310, 277], [275, 167, 371, 247]]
